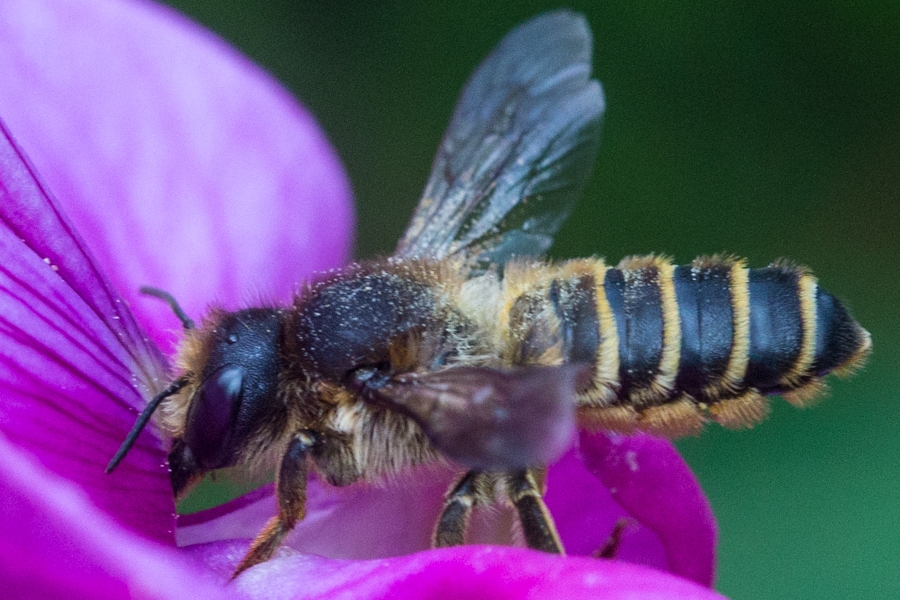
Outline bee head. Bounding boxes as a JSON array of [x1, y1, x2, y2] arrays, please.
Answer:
[[180, 307, 285, 470]]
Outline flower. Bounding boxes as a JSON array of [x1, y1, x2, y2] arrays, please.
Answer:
[[0, 0, 722, 598]]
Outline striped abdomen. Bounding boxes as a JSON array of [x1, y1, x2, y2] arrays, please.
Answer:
[[505, 255, 871, 437]]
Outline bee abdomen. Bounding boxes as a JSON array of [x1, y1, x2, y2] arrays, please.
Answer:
[[732, 262, 870, 404], [744, 265, 811, 394], [581, 255, 870, 436], [671, 260, 736, 399], [602, 256, 681, 405], [810, 285, 871, 377]]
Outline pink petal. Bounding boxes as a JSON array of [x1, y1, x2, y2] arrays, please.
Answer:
[[177, 468, 557, 557], [0, 4, 718, 594], [175, 463, 608, 560], [546, 447, 667, 567], [579, 430, 718, 587], [1, 417, 723, 600], [176, 467, 454, 557], [185, 542, 727, 600], [179, 443, 714, 583], [0, 432, 244, 600], [0, 0, 354, 352], [0, 119, 174, 542]]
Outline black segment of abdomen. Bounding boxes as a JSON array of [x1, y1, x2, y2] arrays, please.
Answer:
[[746, 268, 802, 392], [548, 275, 599, 367], [812, 286, 864, 375], [673, 265, 733, 398], [604, 267, 663, 399]]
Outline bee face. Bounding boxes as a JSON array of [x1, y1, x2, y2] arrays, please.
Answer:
[[179, 308, 285, 470]]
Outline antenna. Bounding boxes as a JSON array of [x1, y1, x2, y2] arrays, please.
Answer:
[[105, 377, 188, 473], [140, 286, 195, 330]]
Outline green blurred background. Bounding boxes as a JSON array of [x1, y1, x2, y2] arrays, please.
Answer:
[[162, 1, 900, 597]]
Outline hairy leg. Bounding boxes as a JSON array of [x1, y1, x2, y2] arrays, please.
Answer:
[[433, 470, 481, 548], [232, 430, 319, 577], [506, 469, 564, 554]]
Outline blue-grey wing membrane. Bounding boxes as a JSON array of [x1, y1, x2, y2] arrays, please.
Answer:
[[394, 11, 605, 270]]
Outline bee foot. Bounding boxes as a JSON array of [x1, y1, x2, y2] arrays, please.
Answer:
[[593, 518, 635, 559]]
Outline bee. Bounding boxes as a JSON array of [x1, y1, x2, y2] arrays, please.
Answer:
[[106, 10, 870, 577]]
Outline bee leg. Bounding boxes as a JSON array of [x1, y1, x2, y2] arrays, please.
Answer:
[[433, 470, 480, 547], [594, 518, 634, 559], [507, 469, 564, 554], [232, 430, 319, 578]]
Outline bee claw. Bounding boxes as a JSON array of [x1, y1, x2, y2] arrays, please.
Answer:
[[232, 516, 292, 579]]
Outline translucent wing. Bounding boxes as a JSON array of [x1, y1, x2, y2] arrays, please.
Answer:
[[395, 11, 605, 270], [374, 365, 586, 470]]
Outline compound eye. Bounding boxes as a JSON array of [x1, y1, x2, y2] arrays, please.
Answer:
[[185, 365, 245, 469]]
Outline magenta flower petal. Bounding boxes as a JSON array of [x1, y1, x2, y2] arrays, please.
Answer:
[[183, 542, 726, 600], [0, 0, 353, 545], [579, 430, 718, 587], [177, 467, 454, 558], [0, 119, 174, 542], [0, 0, 354, 351], [179, 444, 716, 584], [0, 0, 720, 595], [0, 432, 244, 600], [176, 465, 547, 559], [3, 404, 721, 600], [546, 448, 666, 568]]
